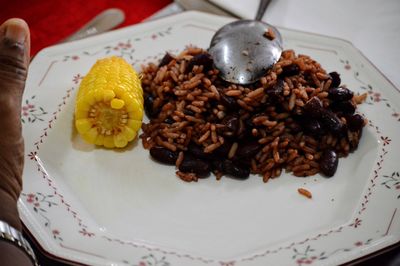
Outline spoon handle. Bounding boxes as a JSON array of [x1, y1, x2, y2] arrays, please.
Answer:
[[255, 0, 272, 21], [60, 8, 125, 43]]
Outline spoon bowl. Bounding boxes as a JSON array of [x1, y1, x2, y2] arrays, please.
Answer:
[[208, 0, 283, 84], [209, 19, 283, 84]]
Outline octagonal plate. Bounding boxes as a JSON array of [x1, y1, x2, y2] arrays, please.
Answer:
[[21, 11, 400, 266]]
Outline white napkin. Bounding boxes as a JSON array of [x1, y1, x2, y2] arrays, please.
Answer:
[[209, 0, 400, 88]]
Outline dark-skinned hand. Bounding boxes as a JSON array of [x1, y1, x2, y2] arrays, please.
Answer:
[[0, 18, 30, 231]]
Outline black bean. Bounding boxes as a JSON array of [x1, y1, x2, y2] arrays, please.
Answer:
[[211, 160, 223, 172], [303, 119, 324, 137], [280, 64, 300, 77], [329, 71, 341, 88], [303, 97, 323, 117], [164, 117, 174, 124], [253, 102, 270, 114], [222, 115, 239, 135], [330, 101, 356, 116], [183, 109, 195, 116], [244, 117, 254, 128], [242, 116, 262, 139], [347, 114, 365, 131], [222, 160, 250, 180], [214, 140, 233, 157], [187, 142, 211, 160], [289, 121, 303, 134], [179, 155, 210, 177], [328, 87, 354, 102], [320, 149, 338, 177], [303, 97, 344, 134], [186, 53, 213, 73], [320, 109, 343, 135], [234, 157, 252, 168], [266, 79, 284, 101], [303, 73, 317, 87], [236, 141, 261, 159], [150, 147, 178, 165], [144, 94, 160, 119], [337, 123, 349, 138], [158, 53, 175, 67], [220, 94, 238, 110]]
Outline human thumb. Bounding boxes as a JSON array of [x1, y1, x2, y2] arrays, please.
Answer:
[[0, 18, 30, 143], [0, 18, 30, 99], [0, 18, 30, 202]]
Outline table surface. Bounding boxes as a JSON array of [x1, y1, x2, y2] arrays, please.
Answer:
[[210, 0, 400, 90], [3, 0, 399, 265]]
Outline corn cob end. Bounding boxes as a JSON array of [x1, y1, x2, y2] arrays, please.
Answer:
[[75, 56, 143, 148]]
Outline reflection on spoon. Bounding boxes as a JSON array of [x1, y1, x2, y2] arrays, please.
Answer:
[[208, 0, 283, 84]]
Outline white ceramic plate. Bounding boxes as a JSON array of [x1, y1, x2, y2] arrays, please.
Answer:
[[21, 11, 400, 266]]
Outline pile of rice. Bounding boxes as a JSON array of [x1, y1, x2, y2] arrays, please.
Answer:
[[140, 47, 367, 182]]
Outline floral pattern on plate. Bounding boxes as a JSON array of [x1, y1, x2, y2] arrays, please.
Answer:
[[21, 11, 400, 266]]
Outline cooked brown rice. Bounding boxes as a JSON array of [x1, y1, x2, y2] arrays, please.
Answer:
[[140, 47, 367, 182]]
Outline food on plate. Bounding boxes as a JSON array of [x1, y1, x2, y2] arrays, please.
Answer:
[[298, 188, 312, 199], [75, 56, 143, 148], [264, 27, 276, 40], [140, 47, 366, 182]]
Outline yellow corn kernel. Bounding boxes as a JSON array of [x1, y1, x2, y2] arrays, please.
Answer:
[[94, 134, 105, 146], [103, 135, 115, 148], [74, 56, 144, 148], [111, 98, 125, 109], [114, 134, 128, 148], [128, 106, 143, 121], [103, 90, 116, 102], [75, 119, 92, 134], [122, 126, 136, 142], [83, 127, 99, 144], [127, 119, 142, 132], [75, 109, 88, 120]]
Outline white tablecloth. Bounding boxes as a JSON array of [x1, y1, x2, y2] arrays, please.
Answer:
[[210, 0, 400, 89]]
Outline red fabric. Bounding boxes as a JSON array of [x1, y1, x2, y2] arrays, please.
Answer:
[[0, 0, 172, 55]]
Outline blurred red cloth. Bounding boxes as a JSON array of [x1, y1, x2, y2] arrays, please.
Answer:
[[0, 0, 171, 55]]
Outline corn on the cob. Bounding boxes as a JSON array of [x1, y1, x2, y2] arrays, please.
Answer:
[[75, 56, 143, 148]]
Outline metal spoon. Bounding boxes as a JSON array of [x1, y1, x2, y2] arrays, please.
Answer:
[[209, 0, 283, 84], [60, 8, 125, 43], [30, 8, 125, 62]]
